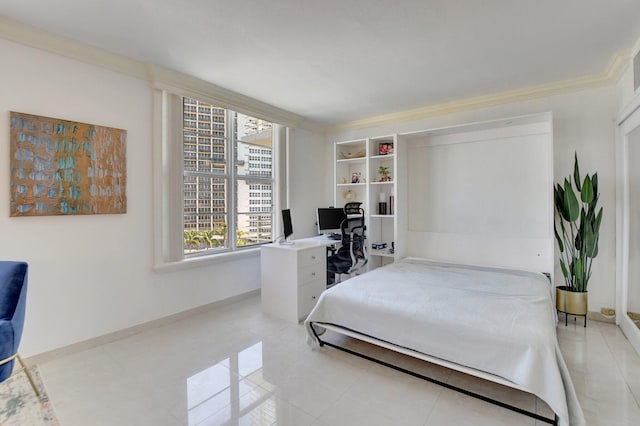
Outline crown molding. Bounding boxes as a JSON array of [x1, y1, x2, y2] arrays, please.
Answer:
[[0, 16, 147, 79], [0, 16, 322, 132], [327, 50, 632, 134]]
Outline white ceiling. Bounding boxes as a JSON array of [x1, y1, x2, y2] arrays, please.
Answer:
[[2, 0, 640, 126]]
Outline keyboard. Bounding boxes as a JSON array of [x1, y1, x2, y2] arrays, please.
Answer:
[[328, 233, 341, 240]]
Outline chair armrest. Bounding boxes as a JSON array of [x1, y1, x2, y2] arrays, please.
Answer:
[[0, 320, 16, 360]]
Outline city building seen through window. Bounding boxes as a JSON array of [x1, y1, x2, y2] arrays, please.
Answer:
[[182, 97, 274, 255]]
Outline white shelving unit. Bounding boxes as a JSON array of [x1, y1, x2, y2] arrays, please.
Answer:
[[334, 135, 399, 271], [332, 113, 552, 276], [334, 139, 368, 208]]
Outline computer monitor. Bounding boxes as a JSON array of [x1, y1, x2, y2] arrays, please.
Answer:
[[317, 207, 346, 235], [280, 209, 294, 244]]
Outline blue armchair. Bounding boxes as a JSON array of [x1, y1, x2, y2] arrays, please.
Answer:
[[0, 261, 38, 395]]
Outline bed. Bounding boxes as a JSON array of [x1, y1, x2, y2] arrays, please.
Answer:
[[305, 258, 585, 426]]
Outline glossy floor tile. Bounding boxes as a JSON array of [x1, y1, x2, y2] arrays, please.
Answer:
[[39, 295, 640, 425]]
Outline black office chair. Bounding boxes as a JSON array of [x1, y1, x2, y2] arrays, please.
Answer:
[[327, 202, 368, 285]]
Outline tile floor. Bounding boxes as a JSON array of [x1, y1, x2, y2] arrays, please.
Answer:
[[39, 295, 640, 425]]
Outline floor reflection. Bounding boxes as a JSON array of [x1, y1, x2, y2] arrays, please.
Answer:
[[187, 342, 277, 425]]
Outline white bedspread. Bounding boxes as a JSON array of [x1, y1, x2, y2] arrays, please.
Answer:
[[305, 259, 584, 426]]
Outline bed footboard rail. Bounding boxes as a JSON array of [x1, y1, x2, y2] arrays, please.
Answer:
[[309, 321, 559, 426]]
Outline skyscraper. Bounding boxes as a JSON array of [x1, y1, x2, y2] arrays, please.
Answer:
[[183, 98, 273, 252]]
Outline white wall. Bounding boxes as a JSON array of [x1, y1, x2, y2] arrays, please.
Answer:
[[288, 128, 334, 238], [0, 39, 323, 356], [616, 41, 640, 114], [405, 122, 553, 273], [616, 64, 636, 113], [328, 86, 618, 313]]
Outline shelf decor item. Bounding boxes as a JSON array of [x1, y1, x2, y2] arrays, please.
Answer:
[[554, 153, 603, 326], [340, 149, 366, 159], [378, 142, 394, 155], [344, 189, 356, 201], [378, 192, 387, 214], [378, 166, 391, 182]]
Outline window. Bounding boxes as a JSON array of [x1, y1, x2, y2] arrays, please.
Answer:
[[182, 97, 275, 256], [153, 89, 290, 268]]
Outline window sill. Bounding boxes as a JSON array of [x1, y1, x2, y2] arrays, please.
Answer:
[[153, 247, 261, 273]]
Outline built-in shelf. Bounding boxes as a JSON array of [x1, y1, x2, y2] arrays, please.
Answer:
[[334, 135, 398, 272], [370, 249, 394, 258], [336, 158, 366, 163]]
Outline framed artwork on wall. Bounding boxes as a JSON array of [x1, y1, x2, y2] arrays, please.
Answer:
[[9, 112, 127, 216]]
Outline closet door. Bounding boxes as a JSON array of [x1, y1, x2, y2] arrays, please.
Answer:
[[617, 104, 640, 356]]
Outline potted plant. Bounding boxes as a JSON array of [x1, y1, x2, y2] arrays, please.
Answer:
[[378, 166, 391, 182], [554, 153, 603, 326]]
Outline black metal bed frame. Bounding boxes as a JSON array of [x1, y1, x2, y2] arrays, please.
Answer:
[[309, 322, 559, 426]]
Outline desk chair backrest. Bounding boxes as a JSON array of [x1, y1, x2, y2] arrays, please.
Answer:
[[339, 202, 367, 272], [327, 203, 369, 283], [340, 201, 363, 238]]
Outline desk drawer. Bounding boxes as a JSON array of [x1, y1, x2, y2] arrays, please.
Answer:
[[298, 280, 325, 320], [298, 246, 325, 268], [298, 262, 325, 286]]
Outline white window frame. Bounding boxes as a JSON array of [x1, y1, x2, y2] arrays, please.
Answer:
[[152, 90, 288, 271]]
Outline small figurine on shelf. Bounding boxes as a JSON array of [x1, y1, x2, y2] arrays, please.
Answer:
[[378, 166, 391, 182], [379, 142, 394, 155]]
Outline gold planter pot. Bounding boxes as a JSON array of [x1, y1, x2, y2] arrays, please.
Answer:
[[556, 286, 588, 327]]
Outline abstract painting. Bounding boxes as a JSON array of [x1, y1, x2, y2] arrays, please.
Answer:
[[10, 112, 127, 216]]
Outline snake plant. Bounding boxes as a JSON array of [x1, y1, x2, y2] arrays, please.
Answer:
[[554, 153, 603, 292]]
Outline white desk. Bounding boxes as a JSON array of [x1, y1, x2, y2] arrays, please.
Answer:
[[298, 235, 342, 246], [260, 237, 338, 323]]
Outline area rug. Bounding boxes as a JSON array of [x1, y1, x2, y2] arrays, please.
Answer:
[[0, 365, 60, 425]]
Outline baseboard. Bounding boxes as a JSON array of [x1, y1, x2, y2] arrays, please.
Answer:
[[26, 289, 260, 366], [588, 310, 616, 323], [558, 310, 616, 325]]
